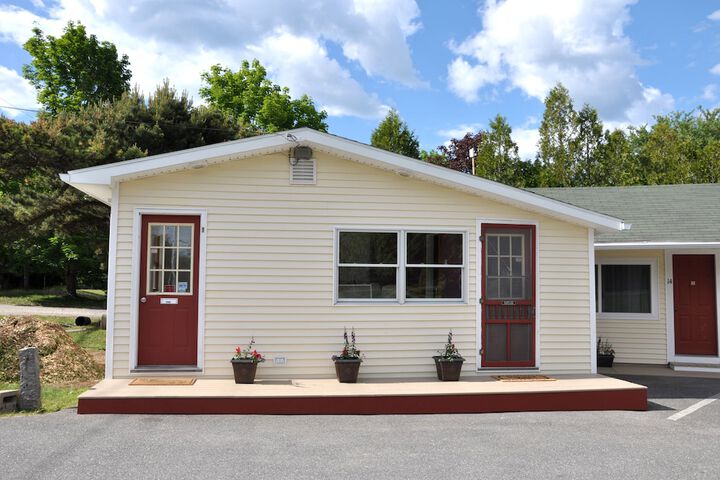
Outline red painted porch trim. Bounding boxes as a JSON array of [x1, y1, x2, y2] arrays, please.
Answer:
[[78, 388, 647, 415]]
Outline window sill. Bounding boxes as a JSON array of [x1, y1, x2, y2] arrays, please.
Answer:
[[334, 300, 468, 307], [597, 314, 659, 321]]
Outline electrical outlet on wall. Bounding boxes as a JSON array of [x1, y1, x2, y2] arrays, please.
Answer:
[[273, 356, 287, 366]]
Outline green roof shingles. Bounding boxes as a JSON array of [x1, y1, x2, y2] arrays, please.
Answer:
[[529, 184, 720, 244]]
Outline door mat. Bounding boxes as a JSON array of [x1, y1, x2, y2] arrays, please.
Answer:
[[129, 377, 196, 386], [493, 375, 556, 382]]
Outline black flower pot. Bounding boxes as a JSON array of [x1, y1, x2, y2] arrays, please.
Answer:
[[597, 354, 614, 368], [433, 356, 465, 381], [332, 357, 362, 383], [231, 359, 259, 384]]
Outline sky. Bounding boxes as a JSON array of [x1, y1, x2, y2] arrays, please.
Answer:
[[0, 0, 719, 158]]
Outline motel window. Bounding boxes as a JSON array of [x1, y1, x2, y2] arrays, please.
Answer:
[[336, 230, 465, 302], [595, 259, 657, 320]]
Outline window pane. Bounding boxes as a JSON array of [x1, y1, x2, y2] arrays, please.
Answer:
[[601, 264, 651, 313], [163, 249, 177, 269], [150, 225, 163, 246], [164, 226, 177, 247], [150, 248, 161, 269], [487, 235, 498, 255], [177, 271, 191, 293], [406, 267, 462, 299], [406, 233, 463, 265], [511, 236, 522, 256], [179, 226, 192, 247], [510, 324, 531, 361], [338, 267, 396, 299], [339, 232, 397, 264], [499, 236, 510, 255], [178, 248, 192, 270], [486, 324, 507, 362], [488, 257, 499, 276], [150, 270, 160, 292], [163, 271, 176, 292]]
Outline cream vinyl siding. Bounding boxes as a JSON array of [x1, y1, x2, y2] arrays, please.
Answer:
[[595, 250, 667, 364], [112, 151, 592, 378]]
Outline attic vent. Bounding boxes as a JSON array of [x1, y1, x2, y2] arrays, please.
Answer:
[[290, 157, 316, 184]]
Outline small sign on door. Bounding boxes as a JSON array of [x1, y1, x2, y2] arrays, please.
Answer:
[[160, 298, 178, 304]]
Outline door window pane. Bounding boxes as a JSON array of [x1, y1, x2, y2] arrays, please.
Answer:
[[147, 223, 194, 295], [601, 264, 651, 313], [486, 324, 507, 362], [510, 324, 532, 361], [485, 229, 531, 300]]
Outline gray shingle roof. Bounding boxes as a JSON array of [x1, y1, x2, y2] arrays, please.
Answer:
[[529, 184, 720, 244]]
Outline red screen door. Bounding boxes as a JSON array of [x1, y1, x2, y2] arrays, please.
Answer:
[[673, 254, 718, 356], [138, 214, 200, 366], [481, 224, 536, 367]]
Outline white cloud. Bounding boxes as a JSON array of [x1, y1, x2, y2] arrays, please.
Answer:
[[447, 0, 674, 124], [512, 127, 540, 160], [710, 64, 720, 75], [702, 84, 718, 102], [437, 122, 483, 140], [0, 66, 39, 118], [709, 9, 720, 21], [0, 0, 423, 119]]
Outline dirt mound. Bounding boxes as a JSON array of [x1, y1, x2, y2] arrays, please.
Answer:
[[0, 316, 103, 384]]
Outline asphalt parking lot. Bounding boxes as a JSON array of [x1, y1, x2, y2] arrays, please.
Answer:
[[1, 374, 719, 480]]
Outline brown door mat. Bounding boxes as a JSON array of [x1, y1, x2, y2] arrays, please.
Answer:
[[129, 377, 197, 386], [493, 375, 556, 382]]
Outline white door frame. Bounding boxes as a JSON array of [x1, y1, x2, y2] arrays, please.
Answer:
[[664, 249, 720, 365], [476, 218, 541, 371], [128, 208, 208, 373]]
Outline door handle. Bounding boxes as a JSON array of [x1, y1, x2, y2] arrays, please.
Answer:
[[140, 297, 147, 304]]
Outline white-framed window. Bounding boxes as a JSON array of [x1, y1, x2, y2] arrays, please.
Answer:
[[335, 229, 466, 303], [595, 257, 658, 320], [147, 223, 194, 295]]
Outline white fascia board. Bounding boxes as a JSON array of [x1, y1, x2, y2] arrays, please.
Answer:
[[60, 127, 626, 232], [596, 241, 720, 250], [301, 130, 627, 232], [59, 174, 112, 205]]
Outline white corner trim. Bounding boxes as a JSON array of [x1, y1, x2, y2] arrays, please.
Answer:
[[128, 208, 208, 373], [589, 228, 597, 374], [475, 218, 541, 371], [103, 181, 119, 378]]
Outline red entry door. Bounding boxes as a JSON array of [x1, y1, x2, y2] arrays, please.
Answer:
[[481, 224, 536, 367], [673, 255, 718, 356], [138, 214, 200, 366]]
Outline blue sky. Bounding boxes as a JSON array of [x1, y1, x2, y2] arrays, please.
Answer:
[[1, 0, 719, 157]]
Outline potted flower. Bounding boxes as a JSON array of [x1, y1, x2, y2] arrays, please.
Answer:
[[331, 328, 362, 383], [597, 337, 615, 368], [231, 338, 265, 384], [432, 330, 465, 381]]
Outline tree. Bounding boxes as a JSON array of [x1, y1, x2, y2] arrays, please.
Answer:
[[474, 115, 522, 185], [0, 81, 240, 295], [22, 21, 132, 114], [571, 104, 605, 186], [200, 59, 328, 133], [437, 131, 483, 174], [538, 83, 576, 186], [370, 109, 420, 158]]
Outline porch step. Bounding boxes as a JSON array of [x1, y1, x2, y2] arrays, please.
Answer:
[[669, 362, 720, 373]]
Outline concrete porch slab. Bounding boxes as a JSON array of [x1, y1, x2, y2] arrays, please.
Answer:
[[78, 375, 647, 415]]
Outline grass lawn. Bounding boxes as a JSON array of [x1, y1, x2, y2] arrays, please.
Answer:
[[0, 381, 89, 417], [0, 288, 106, 309]]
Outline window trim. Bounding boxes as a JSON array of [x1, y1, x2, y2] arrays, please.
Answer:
[[334, 227, 467, 305], [595, 257, 658, 320], [146, 222, 195, 296]]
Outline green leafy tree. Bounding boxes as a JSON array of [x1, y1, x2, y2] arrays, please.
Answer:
[[370, 109, 420, 158], [474, 115, 522, 185], [538, 83, 576, 186], [200, 59, 328, 133], [571, 104, 605, 186], [22, 21, 132, 114]]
